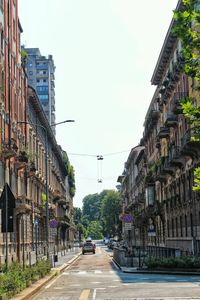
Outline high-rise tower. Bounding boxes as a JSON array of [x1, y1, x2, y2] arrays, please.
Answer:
[[25, 48, 56, 134]]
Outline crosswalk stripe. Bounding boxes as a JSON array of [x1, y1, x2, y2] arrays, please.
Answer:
[[78, 289, 90, 300], [94, 270, 102, 274], [78, 271, 87, 274]]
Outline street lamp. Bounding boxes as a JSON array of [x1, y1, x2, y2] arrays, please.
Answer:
[[51, 120, 75, 127]]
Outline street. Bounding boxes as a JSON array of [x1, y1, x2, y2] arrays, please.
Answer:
[[30, 244, 200, 300]]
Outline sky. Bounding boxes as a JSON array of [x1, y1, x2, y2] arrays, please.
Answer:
[[18, 0, 178, 208]]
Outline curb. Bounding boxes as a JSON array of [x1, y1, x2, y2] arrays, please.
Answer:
[[12, 252, 82, 300], [112, 259, 200, 275]]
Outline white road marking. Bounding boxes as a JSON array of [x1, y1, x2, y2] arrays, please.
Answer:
[[113, 279, 120, 282], [62, 272, 70, 275], [109, 270, 115, 273], [78, 271, 87, 274], [91, 282, 101, 284], [92, 288, 96, 300], [70, 284, 81, 287], [94, 270, 102, 274], [108, 285, 117, 288]]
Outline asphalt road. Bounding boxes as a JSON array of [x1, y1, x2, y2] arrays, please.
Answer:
[[30, 244, 200, 300]]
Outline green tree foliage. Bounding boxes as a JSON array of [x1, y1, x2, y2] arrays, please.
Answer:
[[86, 221, 103, 239], [68, 164, 76, 197], [173, 0, 200, 191], [73, 207, 82, 225], [82, 193, 101, 222], [81, 190, 121, 238], [101, 190, 121, 237], [62, 149, 76, 196]]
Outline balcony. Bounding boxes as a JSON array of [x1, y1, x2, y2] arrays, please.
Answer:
[[168, 145, 185, 167], [157, 127, 170, 139], [57, 196, 67, 206], [181, 128, 200, 158], [15, 151, 29, 170], [1, 139, 18, 158], [163, 113, 178, 127], [171, 92, 188, 114], [16, 195, 32, 215], [156, 156, 174, 178], [149, 109, 160, 123]]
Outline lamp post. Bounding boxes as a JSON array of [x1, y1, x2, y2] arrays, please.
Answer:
[[51, 120, 75, 127]]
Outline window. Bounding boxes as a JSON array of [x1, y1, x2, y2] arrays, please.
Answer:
[[185, 214, 188, 237], [172, 219, 174, 237], [13, 18, 16, 40], [190, 214, 193, 237], [1, 30, 3, 51], [180, 216, 183, 237], [175, 218, 178, 237], [38, 94, 48, 100], [29, 71, 33, 75], [36, 86, 48, 92], [0, 0, 3, 11]]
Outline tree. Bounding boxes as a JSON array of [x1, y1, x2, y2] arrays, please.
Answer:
[[82, 193, 101, 222], [73, 207, 82, 225], [101, 190, 121, 237], [173, 0, 200, 191], [86, 221, 103, 239]]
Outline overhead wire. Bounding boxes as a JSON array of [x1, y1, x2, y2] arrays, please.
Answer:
[[68, 149, 129, 183]]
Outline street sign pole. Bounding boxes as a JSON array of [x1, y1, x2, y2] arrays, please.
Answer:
[[5, 183, 8, 271]]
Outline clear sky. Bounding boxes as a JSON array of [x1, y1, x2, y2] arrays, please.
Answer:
[[18, 0, 177, 208]]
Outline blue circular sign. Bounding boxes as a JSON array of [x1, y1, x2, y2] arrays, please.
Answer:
[[123, 214, 133, 222]]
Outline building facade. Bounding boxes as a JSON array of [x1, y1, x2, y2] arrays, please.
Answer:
[[118, 0, 200, 256], [0, 1, 74, 266], [24, 48, 56, 134]]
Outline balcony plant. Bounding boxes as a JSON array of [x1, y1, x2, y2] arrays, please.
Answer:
[[173, 0, 200, 191]]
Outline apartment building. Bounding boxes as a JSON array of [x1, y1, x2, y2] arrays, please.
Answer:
[[0, 1, 74, 265], [118, 0, 200, 255], [25, 48, 56, 135]]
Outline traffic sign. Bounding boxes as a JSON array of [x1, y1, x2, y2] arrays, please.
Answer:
[[122, 214, 133, 223]]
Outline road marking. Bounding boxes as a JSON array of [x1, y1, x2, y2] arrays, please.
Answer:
[[92, 288, 97, 300], [70, 284, 81, 287], [78, 271, 87, 274], [45, 277, 59, 289], [108, 285, 117, 288], [91, 282, 101, 284], [94, 270, 102, 274], [78, 289, 90, 300]]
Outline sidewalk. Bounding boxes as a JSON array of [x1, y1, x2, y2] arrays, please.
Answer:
[[12, 247, 82, 300]]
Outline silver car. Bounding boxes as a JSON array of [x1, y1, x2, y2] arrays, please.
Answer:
[[82, 242, 96, 254]]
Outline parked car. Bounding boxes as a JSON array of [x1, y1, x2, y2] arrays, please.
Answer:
[[103, 238, 110, 245], [107, 239, 118, 249], [82, 241, 96, 254]]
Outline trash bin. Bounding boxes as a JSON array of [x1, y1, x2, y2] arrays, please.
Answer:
[[54, 254, 58, 262]]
